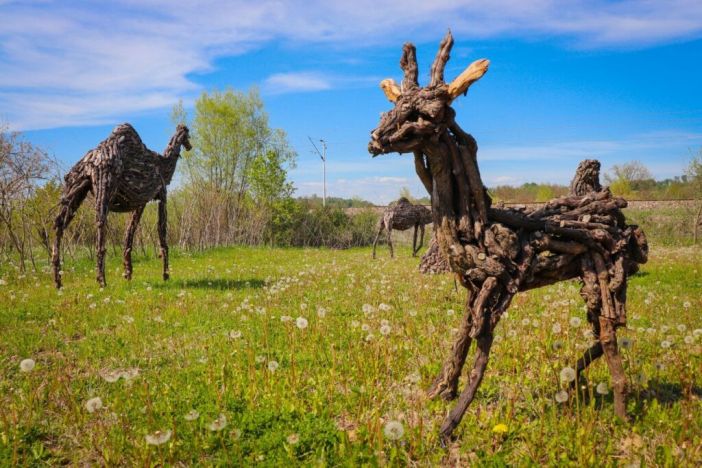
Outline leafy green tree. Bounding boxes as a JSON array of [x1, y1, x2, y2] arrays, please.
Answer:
[[605, 161, 654, 197]]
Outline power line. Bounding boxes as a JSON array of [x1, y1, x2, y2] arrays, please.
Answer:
[[308, 136, 327, 207]]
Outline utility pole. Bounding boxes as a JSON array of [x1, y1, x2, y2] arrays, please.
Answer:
[[308, 137, 327, 207]]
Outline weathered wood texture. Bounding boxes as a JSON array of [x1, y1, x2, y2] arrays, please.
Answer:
[[372, 197, 432, 258], [52, 123, 191, 288], [369, 32, 648, 441]]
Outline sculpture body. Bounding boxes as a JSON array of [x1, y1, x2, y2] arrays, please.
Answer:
[[372, 197, 432, 258]]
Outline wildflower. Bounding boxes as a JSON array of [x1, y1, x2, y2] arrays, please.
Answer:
[[531, 319, 540, 328], [286, 433, 300, 444], [101, 370, 122, 383], [646, 327, 656, 334], [383, 420, 404, 440], [661, 325, 669, 333], [296, 317, 308, 329], [145, 430, 172, 446], [184, 410, 200, 421], [569, 317, 582, 328], [582, 329, 594, 340], [0, 278, 6, 286], [380, 319, 389, 326], [447, 309, 455, 316], [362, 304, 375, 314], [560, 366, 576, 383], [409, 310, 417, 317], [317, 307, 327, 318], [208, 414, 227, 431], [153, 315, 164, 323], [555, 390, 569, 403], [379, 303, 391, 312], [521, 318, 531, 327], [85, 397, 103, 413], [492, 423, 508, 435], [596, 382, 609, 395], [255, 355, 266, 364], [20, 358, 35, 372], [619, 337, 632, 349], [300, 303, 307, 310], [280, 315, 292, 323], [350, 320, 360, 328], [228, 330, 242, 339], [380, 324, 392, 336], [123, 315, 135, 324], [677, 324, 687, 333], [267, 360, 279, 372], [121, 368, 139, 381], [552, 323, 562, 334], [661, 340, 671, 349], [361, 324, 370, 332], [684, 335, 694, 345], [365, 333, 375, 342], [683, 301, 691, 309], [694, 329, 702, 338]]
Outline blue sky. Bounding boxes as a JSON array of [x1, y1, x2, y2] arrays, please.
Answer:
[[2, 0, 702, 203]]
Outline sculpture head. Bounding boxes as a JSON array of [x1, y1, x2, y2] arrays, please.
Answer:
[[175, 123, 192, 151], [368, 31, 489, 156]]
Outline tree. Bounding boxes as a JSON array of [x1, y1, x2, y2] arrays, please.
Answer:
[[604, 161, 654, 196], [171, 88, 297, 247]]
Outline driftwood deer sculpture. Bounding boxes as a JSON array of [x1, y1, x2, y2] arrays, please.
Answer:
[[372, 197, 432, 258], [368, 32, 648, 440], [52, 123, 191, 288]]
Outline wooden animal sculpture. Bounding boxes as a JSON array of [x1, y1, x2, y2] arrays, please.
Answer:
[[372, 197, 432, 258], [368, 31, 648, 441], [52, 123, 191, 288]]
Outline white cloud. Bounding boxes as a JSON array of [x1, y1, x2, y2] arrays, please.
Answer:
[[2, 1, 702, 129]]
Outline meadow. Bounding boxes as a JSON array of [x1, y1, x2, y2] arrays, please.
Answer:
[[1, 243, 700, 466]]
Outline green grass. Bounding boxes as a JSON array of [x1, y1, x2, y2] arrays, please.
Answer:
[[1, 244, 701, 466]]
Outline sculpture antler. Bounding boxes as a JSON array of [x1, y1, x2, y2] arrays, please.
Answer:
[[448, 58, 490, 100], [430, 30, 454, 86]]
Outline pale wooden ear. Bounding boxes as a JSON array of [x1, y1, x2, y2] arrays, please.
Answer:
[[448, 58, 490, 100], [380, 78, 401, 102]]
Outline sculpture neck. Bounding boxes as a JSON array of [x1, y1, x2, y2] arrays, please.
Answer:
[[160, 136, 182, 185]]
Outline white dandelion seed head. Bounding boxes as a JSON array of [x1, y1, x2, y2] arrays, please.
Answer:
[[299, 303, 307, 310], [552, 323, 562, 334], [286, 433, 300, 444], [350, 320, 360, 328], [317, 307, 327, 318], [362, 304, 375, 314], [596, 382, 609, 395], [380, 324, 392, 336], [255, 355, 266, 364], [682, 301, 691, 309], [569, 317, 582, 328], [296, 317, 308, 329], [145, 429, 172, 446], [280, 315, 292, 323], [380, 319, 389, 327], [661, 325, 670, 333], [383, 420, 404, 440], [646, 327, 656, 334], [409, 310, 417, 317], [101, 370, 122, 383], [365, 333, 375, 342], [361, 324, 370, 332], [447, 309, 455, 316], [583, 329, 594, 340], [661, 340, 672, 349], [555, 390, 569, 403], [123, 315, 135, 324], [693, 329, 702, 338], [208, 414, 227, 431], [20, 358, 35, 372], [677, 324, 687, 333], [228, 330, 242, 339], [184, 410, 200, 421], [267, 360, 279, 372], [378, 303, 391, 312], [560, 366, 576, 383], [521, 318, 531, 327], [85, 397, 103, 413], [684, 335, 694, 345]]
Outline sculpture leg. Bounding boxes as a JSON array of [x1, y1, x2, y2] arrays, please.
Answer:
[[52, 178, 91, 288], [94, 171, 113, 288], [372, 222, 384, 259], [412, 224, 419, 257], [387, 226, 394, 258], [414, 223, 425, 256], [599, 316, 628, 419], [157, 191, 170, 281], [427, 307, 472, 400], [439, 333, 494, 441], [123, 205, 145, 280], [572, 319, 603, 388]]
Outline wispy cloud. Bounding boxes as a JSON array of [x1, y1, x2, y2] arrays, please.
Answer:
[[2, 1, 702, 129]]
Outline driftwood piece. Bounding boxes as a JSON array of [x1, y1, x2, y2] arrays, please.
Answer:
[[52, 123, 191, 288], [368, 31, 648, 441]]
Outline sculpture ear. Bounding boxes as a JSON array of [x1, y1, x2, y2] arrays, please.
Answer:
[[380, 79, 401, 102], [448, 59, 490, 100]]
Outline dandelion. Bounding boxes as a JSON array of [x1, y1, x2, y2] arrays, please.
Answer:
[[646, 327, 656, 334], [317, 307, 327, 318], [296, 317, 308, 329], [683, 301, 691, 309], [447, 309, 455, 316], [684, 335, 694, 345], [521, 318, 531, 327], [20, 358, 35, 372], [492, 423, 508, 435], [619, 337, 632, 349], [228, 330, 242, 339], [280, 315, 292, 323], [694, 329, 702, 338], [383, 420, 404, 440], [555, 390, 569, 403], [255, 355, 266, 364], [677, 324, 687, 333], [85, 397, 103, 413], [123, 315, 135, 324], [184, 410, 200, 421], [101, 370, 122, 383], [552, 323, 562, 334], [582, 329, 594, 340], [559, 366, 576, 383], [378, 303, 391, 312], [350, 320, 360, 328], [409, 310, 417, 317], [145, 430, 172, 446], [300, 303, 307, 310], [661, 325, 670, 333], [362, 304, 375, 314], [365, 333, 375, 342], [361, 324, 370, 332], [153, 315, 165, 323], [596, 382, 609, 395], [286, 433, 300, 444], [0, 278, 6, 286], [208, 414, 227, 431], [569, 317, 582, 328], [380, 324, 392, 336], [661, 340, 672, 349], [267, 360, 279, 372]]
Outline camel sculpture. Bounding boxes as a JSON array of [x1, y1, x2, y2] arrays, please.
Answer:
[[368, 32, 648, 440], [52, 123, 191, 288], [372, 197, 432, 258]]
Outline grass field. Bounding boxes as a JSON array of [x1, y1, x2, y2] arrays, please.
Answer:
[[1, 244, 701, 466]]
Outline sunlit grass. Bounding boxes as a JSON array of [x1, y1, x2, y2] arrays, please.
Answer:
[[1, 244, 700, 465]]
